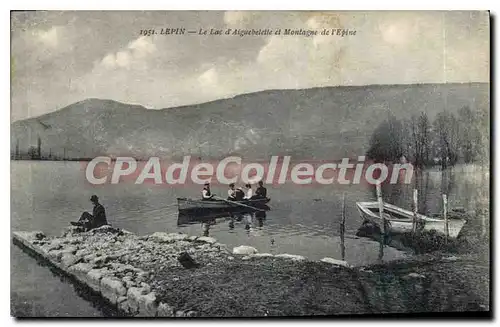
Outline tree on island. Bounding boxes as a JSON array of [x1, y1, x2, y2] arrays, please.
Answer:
[[457, 106, 481, 164], [366, 107, 483, 169], [365, 112, 404, 163], [27, 146, 40, 160], [433, 110, 459, 169]]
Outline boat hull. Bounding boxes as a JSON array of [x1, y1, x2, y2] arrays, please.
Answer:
[[356, 201, 467, 238], [177, 197, 270, 215]]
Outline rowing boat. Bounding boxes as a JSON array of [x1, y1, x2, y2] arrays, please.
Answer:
[[177, 197, 270, 214], [356, 201, 467, 238]]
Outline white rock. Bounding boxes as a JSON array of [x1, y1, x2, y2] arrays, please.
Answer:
[[75, 249, 91, 258], [138, 292, 157, 317], [118, 300, 130, 315], [92, 225, 117, 234], [157, 302, 174, 317], [233, 245, 258, 255], [83, 253, 97, 263], [68, 262, 93, 281], [140, 282, 151, 294], [127, 287, 144, 314], [197, 236, 217, 244], [199, 243, 212, 251], [92, 255, 110, 265], [406, 272, 426, 279], [86, 268, 108, 291], [48, 249, 64, 262], [101, 277, 127, 305], [251, 253, 274, 258], [61, 246, 78, 254], [320, 257, 352, 268], [126, 281, 137, 289], [149, 232, 188, 243], [275, 254, 306, 261], [61, 253, 80, 268], [127, 286, 151, 313]]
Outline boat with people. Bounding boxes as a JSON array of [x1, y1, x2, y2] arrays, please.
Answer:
[[356, 201, 467, 238], [177, 197, 271, 215]]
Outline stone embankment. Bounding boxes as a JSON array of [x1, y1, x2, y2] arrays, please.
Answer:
[[13, 226, 349, 317], [13, 225, 489, 317]]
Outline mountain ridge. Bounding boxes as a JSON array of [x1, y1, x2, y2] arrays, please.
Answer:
[[11, 83, 489, 160]]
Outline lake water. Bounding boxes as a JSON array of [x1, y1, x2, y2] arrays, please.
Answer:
[[10, 160, 488, 317]]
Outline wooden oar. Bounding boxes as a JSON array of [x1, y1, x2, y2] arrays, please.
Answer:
[[213, 196, 266, 212]]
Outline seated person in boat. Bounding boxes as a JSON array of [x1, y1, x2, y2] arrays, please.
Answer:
[[202, 182, 215, 200], [244, 183, 253, 199], [71, 195, 108, 231], [255, 180, 267, 199], [234, 187, 245, 201], [227, 183, 237, 200]]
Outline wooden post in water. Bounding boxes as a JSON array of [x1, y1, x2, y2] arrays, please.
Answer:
[[340, 193, 346, 261], [413, 189, 418, 233], [376, 182, 385, 261], [443, 194, 449, 245]]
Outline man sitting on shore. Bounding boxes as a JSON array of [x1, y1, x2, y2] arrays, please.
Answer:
[[71, 195, 108, 231]]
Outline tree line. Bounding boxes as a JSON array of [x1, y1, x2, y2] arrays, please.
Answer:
[[366, 106, 487, 169]]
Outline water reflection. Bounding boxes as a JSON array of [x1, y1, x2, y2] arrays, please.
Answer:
[[379, 165, 488, 216], [11, 162, 489, 316], [177, 210, 268, 237]]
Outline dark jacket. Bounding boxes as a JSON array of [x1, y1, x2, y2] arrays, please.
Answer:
[[92, 203, 108, 227], [255, 186, 267, 198], [234, 189, 245, 201]]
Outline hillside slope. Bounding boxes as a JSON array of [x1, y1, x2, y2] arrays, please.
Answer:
[[10, 83, 489, 160]]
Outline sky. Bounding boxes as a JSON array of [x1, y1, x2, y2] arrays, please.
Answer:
[[10, 11, 489, 121]]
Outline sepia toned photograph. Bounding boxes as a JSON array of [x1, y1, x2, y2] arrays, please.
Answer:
[[10, 10, 490, 318]]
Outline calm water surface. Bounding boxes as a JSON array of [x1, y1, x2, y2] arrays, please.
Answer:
[[11, 161, 486, 316]]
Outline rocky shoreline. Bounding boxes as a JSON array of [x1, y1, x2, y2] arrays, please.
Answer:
[[13, 225, 489, 317]]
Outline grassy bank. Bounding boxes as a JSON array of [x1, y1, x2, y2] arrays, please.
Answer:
[[145, 255, 489, 317]]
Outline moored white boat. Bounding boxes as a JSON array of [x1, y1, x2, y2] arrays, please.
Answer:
[[356, 201, 467, 238]]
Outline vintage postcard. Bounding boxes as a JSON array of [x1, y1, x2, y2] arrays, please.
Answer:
[[10, 10, 490, 318]]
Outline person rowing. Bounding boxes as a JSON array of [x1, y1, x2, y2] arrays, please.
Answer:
[[244, 183, 253, 200], [234, 186, 245, 201], [255, 180, 267, 199], [201, 182, 215, 200], [227, 183, 237, 200]]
